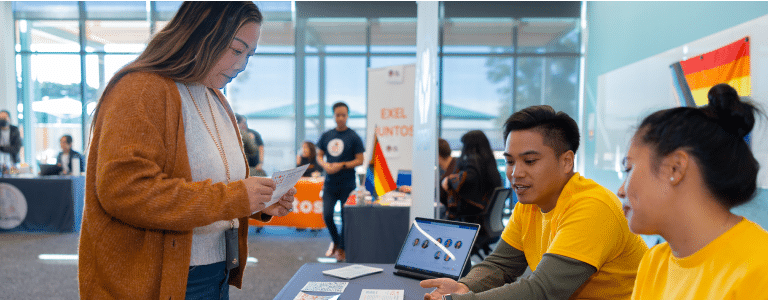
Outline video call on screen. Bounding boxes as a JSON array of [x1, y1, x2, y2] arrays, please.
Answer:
[[399, 220, 476, 276]]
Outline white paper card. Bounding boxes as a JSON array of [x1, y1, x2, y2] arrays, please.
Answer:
[[359, 289, 404, 300], [323, 264, 384, 280], [301, 281, 349, 293], [293, 292, 341, 300], [258, 164, 310, 211]]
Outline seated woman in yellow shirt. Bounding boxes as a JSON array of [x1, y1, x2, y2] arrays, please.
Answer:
[[619, 83, 768, 299]]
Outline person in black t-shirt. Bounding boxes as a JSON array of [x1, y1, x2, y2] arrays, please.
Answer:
[[316, 102, 365, 261]]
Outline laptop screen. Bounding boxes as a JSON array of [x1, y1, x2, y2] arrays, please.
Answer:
[[394, 217, 480, 280]]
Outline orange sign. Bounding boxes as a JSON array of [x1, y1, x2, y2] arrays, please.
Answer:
[[249, 177, 326, 229]]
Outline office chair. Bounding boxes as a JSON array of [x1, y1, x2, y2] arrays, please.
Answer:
[[467, 187, 511, 260]]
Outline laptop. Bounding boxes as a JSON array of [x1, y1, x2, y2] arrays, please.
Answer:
[[393, 217, 480, 281], [39, 163, 62, 176], [396, 170, 412, 187]]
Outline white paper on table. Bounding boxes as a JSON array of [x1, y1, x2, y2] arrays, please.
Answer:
[[359, 289, 404, 300], [257, 164, 310, 211], [323, 264, 383, 280], [293, 291, 341, 300], [301, 281, 349, 293]]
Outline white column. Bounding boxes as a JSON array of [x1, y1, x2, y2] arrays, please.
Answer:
[[0, 2, 16, 120], [411, 1, 439, 221]]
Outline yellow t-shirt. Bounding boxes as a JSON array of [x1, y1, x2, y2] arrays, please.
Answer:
[[501, 173, 648, 300], [632, 218, 768, 300]]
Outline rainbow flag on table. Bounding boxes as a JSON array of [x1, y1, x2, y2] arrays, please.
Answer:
[[365, 133, 396, 197], [679, 37, 750, 106]]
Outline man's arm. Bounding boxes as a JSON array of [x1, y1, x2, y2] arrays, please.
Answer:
[[455, 249, 596, 300], [343, 153, 364, 169], [317, 148, 341, 174], [459, 239, 529, 292]]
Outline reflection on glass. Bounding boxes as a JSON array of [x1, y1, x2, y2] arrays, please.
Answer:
[[517, 18, 580, 54], [17, 20, 80, 52], [515, 57, 579, 118], [85, 21, 150, 53], [371, 18, 417, 53], [259, 20, 294, 54], [228, 56, 296, 174], [306, 18, 367, 53], [442, 57, 510, 150], [442, 18, 514, 54], [26, 54, 84, 165], [84, 1, 146, 20]]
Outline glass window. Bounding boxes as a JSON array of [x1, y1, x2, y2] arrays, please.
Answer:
[[85, 1, 147, 20], [259, 20, 295, 54], [370, 18, 417, 54], [442, 18, 514, 54], [13, 1, 79, 19], [154, 1, 183, 21], [515, 57, 580, 118], [518, 18, 580, 54], [26, 54, 83, 164], [85, 21, 151, 53], [370, 56, 416, 69], [306, 18, 368, 54], [227, 56, 296, 174], [324, 57, 367, 144], [304, 56, 322, 141], [16, 20, 80, 53], [441, 57, 511, 150]]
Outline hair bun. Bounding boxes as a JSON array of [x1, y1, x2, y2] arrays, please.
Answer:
[[705, 83, 757, 138]]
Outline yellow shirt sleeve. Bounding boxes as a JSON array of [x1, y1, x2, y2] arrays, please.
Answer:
[[546, 198, 624, 269], [501, 201, 526, 251]]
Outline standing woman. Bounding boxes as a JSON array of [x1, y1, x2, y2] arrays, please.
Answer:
[[618, 83, 768, 299], [79, 2, 296, 299]]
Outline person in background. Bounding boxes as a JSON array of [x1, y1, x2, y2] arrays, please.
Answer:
[[422, 105, 648, 300], [316, 101, 365, 262], [397, 138, 455, 195], [55, 134, 84, 175], [236, 113, 261, 176], [296, 140, 320, 177], [236, 113, 265, 176], [618, 83, 768, 299], [0, 110, 22, 170], [441, 130, 501, 224], [79, 2, 296, 299]]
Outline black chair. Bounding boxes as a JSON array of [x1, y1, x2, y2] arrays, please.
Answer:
[[467, 187, 512, 260]]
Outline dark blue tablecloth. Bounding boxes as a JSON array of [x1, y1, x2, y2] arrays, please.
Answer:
[[0, 175, 85, 233]]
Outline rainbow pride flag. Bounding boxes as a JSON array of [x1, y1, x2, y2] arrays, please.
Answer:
[[365, 133, 396, 197], [680, 37, 750, 106]]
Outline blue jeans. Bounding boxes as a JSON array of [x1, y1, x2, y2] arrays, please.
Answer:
[[186, 261, 229, 300]]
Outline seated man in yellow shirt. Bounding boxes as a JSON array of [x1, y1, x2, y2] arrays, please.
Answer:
[[422, 105, 648, 300]]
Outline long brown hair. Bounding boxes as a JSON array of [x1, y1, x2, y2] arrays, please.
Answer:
[[90, 1, 262, 130]]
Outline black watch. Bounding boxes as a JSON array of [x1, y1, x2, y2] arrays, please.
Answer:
[[443, 295, 453, 300]]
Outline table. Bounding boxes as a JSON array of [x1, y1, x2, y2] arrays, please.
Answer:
[[275, 263, 432, 300], [344, 205, 410, 264], [250, 177, 326, 230], [0, 175, 85, 233]]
